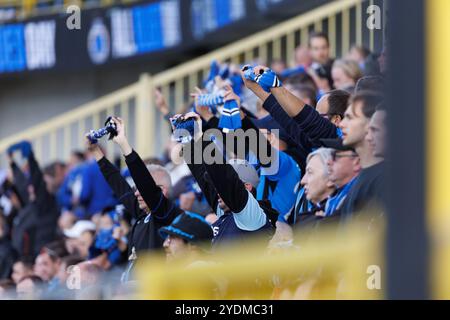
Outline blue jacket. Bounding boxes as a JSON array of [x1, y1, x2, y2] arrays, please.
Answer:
[[79, 159, 117, 217], [257, 151, 301, 217], [57, 165, 83, 211]]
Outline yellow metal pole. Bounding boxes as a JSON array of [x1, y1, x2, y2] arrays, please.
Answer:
[[272, 38, 282, 61], [314, 20, 322, 32], [286, 32, 295, 66], [135, 73, 154, 158], [369, 0, 374, 51], [342, 8, 350, 56], [427, 0, 450, 299], [301, 27, 309, 47], [328, 15, 336, 58], [356, 1, 362, 46], [63, 125, 71, 161]]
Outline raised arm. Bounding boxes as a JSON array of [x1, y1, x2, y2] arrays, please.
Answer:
[[270, 86, 307, 117], [261, 94, 315, 152], [241, 65, 307, 117], [26, 146, 48, 200], [243, 65, 338, 143], [203, 155, 249, 214], [179, 112, 249, 213], [111, 117, 179, 223], [182, 140, 219, 211], [7, 157, 29, 205]]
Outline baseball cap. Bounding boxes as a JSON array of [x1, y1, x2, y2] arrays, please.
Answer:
[[159, 212, 213, 244], [63, 220, 96, 238], [228, 158, 260, 188], [320, 138, 355, 152]]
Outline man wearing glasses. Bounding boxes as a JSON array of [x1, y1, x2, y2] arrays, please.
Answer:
[[320, 139, 361, 217]]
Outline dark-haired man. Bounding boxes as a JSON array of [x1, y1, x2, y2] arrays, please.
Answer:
[[34, 241, 68, 284], [309, 31, 335, 88], [355, 75, 384, 93], [366, 107, 387, 158], [315, 89, 351, 127], [11, 257, 34, 284], [338, 92, 385, 219]]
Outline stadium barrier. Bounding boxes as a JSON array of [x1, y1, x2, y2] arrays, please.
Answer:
[[0, 0, 373, 166], [135, 218, 384, 300]]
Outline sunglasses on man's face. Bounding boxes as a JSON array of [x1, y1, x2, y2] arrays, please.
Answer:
[[331, 151, 358, 161]]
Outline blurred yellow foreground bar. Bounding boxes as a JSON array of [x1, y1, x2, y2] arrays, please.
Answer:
[[427, 0, 450, 299], [136, 219, 384, 300]]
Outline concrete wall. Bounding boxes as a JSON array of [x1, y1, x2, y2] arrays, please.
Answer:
[[0, 61, 159, 139]]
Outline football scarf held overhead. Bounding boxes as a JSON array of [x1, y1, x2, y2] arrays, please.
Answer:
[[324, 177, 358, 216], [219, 99, 241, 133], [243, 66, 282, 93]]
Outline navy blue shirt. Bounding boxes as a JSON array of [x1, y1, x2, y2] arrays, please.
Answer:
[[256, 151, 301, 217], [340, 161, 385, 220], [262, 94, 339, 150], [212, 191, 272, 249]]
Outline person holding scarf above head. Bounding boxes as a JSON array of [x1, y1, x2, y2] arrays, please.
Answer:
[[240, 65, 350, 150], [86, 118, 181, 282], [172, 112, 276, 250], [192, 85, 305, 223]]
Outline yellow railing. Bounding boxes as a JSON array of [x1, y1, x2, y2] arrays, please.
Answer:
[[135, 219, 384, 300], [0, 0, 373, 166]]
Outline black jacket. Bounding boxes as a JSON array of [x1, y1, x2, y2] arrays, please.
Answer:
[[97, 155, 178, 257], [11, 202, 38, 258], [263, 94, 339, 149], [0, 237, 17, 280], [11, 152, 58, 258], [184, 140, 275, 249], [340, 161, 385, 220]]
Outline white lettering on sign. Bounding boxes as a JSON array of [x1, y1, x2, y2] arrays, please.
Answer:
[[111, 8, 137, 58], [24, 20, 56, 70]]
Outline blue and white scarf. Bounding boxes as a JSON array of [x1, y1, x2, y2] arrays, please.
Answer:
[[324, 177, 358, 216], [218, 99, 241, 132], [243, 66, 282, 92]]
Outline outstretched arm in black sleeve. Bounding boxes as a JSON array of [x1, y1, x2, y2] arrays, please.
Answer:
[[110, 117, 180, 224], [183, 140, 219, 211]]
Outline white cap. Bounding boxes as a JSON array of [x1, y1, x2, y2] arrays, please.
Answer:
[[228, 159, 260, 188], [63, 220, 96, 238]]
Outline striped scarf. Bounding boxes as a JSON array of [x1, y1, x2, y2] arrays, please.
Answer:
[[324, 177, 357, 216], [197, 93, 224, 113], [218, 99, 241, 132], [243, 66, 282, 92]]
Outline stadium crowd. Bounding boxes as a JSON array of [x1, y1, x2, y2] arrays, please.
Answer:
[[0, 32, 387, 299]]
